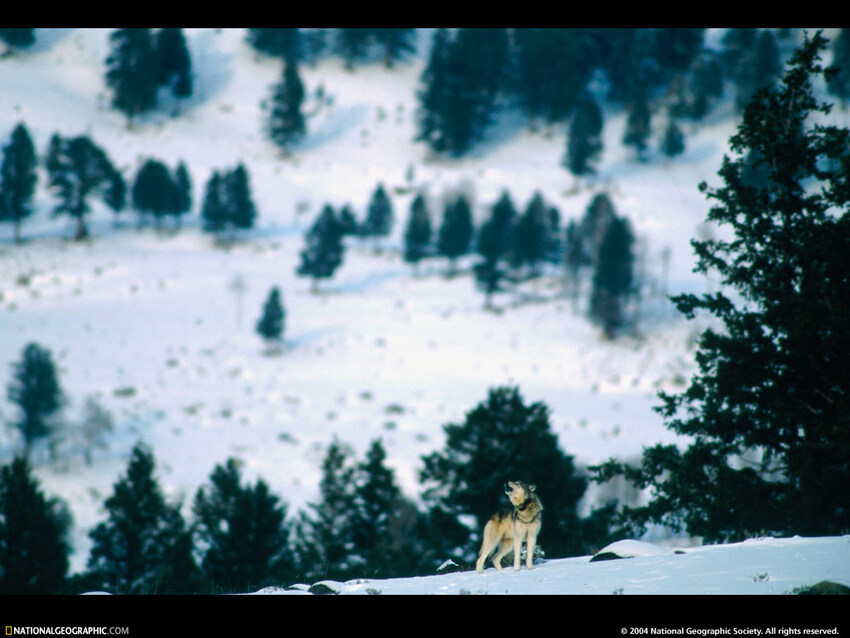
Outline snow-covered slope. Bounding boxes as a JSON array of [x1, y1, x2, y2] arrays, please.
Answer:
[[1, 29, 848, 597]]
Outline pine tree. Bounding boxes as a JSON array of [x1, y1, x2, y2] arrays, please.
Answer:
[[565, 95, 604, 176], [512, 28, 595, 124], [0, 122, 38, 243], [172, 162, 192, 224], [437, 194, 474, 276], [296, 205, 346, 292], [733, 29, 781, 111], [420, 386, 613, 562], [246, 28, 302, 61], [0, 457, 70, 594], [155, 28, 193, 101], [104, 28, 160, 123], [589, 215, 636, 338], [592, 32, 850, 542], [372, 28, 417, 68], [827, 29, 850, 107], [256, 286, 285, 345], [509, 192, 549, 277], [268, 58, 306, 153], [46, 133, 120, 240], [87, 444, 198, 594], [201, 171, 228, 234], [294, 439, 360, 582], [225, 163, 258, 231], [474, 191, 517, 307], [415, 29, 453, 154], [403, 192, 432, 273], [362, 183, 394, 250], [132, 159, 178, 228], [335, 28, 374, 70], [193, 458, 293, 593], [0, 28, 36, 56], [7, 343, 64, 460], [660, 118, 686, 158], [623, 93, 652, 161]]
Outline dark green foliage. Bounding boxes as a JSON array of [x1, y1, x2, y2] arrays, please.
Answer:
[[268, 59, 306, 153], [132, 159, 184, 227], [293, 439, 360, 582], [623, 94, 652, 160], [200, 164, 258, 240], [512, 29, 595, 124], [592, 32, 850, 542], [7, 343, 64, 460], [654, 28, 705, 79], [372, 28, 417, 68], [415, 29, 508, 157], [105, 29, 159, 121], [733, 29, 782, 111], [45, 133, 120, 240], [361, 183, 394, 248], [403, 192, 432, 270], [0, 122, 37, 243], [335, 28, 374, 69], [660, 119, 686, 158], [0, 457, 70, 594], [600, 29, 663, 103], [509, 191, 549, 276], [437, 194, 474, 276], [421, 386, 614, 561], [474, 191, 517, 306], [0, 28, 36, 55], [297, 205, 346, 292], [566, 95, 604, 176], [193, 458, 294, 593], [589, 215, 636, 338], [246, 28, 301, 61], [827, 29, 850, 106], [255, 286, 285, 343], [156, 28, 193, 100], [87, 444, 198, 594]]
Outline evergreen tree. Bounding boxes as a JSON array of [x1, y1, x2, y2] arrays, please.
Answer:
[[193, 458, 293, 593], [474, 191, 517, 307], [0, 122, 38, 243], [403, 192, 432, 273], [0, 457, 70, 594], [361, 183, 394, 250], [602, 29, 663, 103], [372, 28, 417, 68], [335, 28, 374, 69], [155, 28, 193, 101], [296, 205, 346, 292], [104, 28, 160, 122], [294, 439, 360, 582], [246, 28, 302, 61], [733, 29, 782, 111], [7, 343, 64, 460], [415, 29, 453, 154], [45, 133, 119, 240], [268, 58, 306, 153], [565, 95, 604, 176], [87, 444, 198, 594], [201, 170, 228, 234], [592, 32, 850, 542], [827, 29, 850, 106], [132, 159, 179, 227], [623, 93, 652, 161], [589, 215, 636, 338], [654, 28, 705, 82], [225, 163, 258, 231], [563, 219, 585, 308], [509, 192, 549, 277], [512, 28, 595, 124], [79, 397, 114, 467], [437, 194, 474, 276], [420, 386, 614, 562], [173, 162, 192, 223], [0, 28, 36, 56], [255, 286, 285, 345], [660, 118, 686, 158]]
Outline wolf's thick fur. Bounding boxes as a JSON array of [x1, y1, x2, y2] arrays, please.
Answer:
[[476, 481, 543, 572]]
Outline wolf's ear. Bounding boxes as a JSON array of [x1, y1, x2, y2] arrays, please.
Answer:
[[529, 484, 536, 492]]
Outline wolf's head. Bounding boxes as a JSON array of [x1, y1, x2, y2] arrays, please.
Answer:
[[504, 481, 536, 508]]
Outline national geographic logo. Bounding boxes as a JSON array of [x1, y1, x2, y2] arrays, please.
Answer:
[[5, 628, 129, 636]]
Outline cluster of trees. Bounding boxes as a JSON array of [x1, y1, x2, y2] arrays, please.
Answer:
[[1, 385, 616, 594], [104, 28, 193, 122], [593, 32, 850, 543], [413, 28, 823, 163]]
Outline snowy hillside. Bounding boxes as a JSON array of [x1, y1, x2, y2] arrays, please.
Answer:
[[1, 27, 849, 601]]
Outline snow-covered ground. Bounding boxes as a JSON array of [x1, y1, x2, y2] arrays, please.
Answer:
[[1, 29, 848, 603]]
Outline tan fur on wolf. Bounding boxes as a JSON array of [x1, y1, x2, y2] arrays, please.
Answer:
[[476, 481, 543, 572]]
